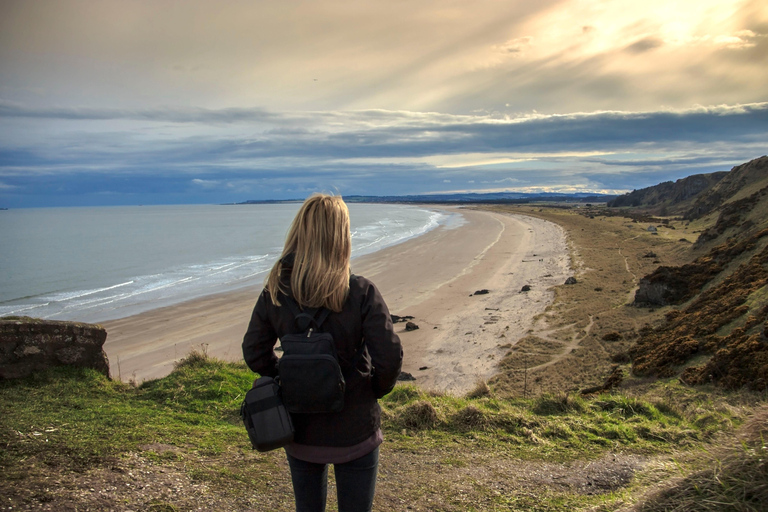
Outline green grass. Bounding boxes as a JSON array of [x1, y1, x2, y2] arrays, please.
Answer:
[[0, 355, 252, 475], [1, 355, 764, 511], [380, 386, 706, 458]]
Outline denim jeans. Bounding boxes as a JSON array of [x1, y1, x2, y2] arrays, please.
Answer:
[[286, 446, 380, 512]]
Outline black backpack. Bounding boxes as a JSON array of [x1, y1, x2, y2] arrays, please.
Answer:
[[278, 295, 364, 414]]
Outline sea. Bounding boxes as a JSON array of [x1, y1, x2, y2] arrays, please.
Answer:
[[0, 203, 462, 323]]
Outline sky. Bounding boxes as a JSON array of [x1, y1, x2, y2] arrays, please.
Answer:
[[0, 0, 766, 207]]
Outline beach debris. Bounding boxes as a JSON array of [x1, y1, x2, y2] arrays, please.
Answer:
[[521, 285, 532, 292], [405, 321, 419, 331], [473, 289, 490, 295], [397, 372, 416, 381], [565, 276, 578, 285], [391, 314, 414, 323]]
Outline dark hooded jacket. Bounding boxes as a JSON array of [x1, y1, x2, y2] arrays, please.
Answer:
[[242, 259, 403, 447]]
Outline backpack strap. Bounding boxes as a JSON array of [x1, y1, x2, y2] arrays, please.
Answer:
[[280, 277, 365, 372], [281, 294, 330, 333]]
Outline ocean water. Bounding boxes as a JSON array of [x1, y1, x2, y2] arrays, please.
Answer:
[[0, 203, 461, 323]]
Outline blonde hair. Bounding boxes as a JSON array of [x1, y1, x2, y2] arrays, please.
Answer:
[[266, 194, 351, 312]]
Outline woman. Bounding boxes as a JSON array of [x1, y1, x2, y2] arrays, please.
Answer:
[[242, 194, 403, 512]]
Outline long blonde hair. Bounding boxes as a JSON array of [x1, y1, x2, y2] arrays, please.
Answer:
[[266, 194, 351, 312]]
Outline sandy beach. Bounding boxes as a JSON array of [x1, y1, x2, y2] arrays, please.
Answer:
[[102, 207, 569, 394]]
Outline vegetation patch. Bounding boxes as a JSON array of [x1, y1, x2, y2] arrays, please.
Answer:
[[629, 406, 768, 512], [631, 238, 768, 389]]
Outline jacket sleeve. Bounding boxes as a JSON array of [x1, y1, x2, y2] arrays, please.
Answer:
[[360, 279, 403, 398], [242, 289, 279, 378]]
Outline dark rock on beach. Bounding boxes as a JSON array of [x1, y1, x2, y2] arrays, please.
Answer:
[[397, 372, 416, 381], [473, 289, 490, 295], [565, 277, 578, 285], [405, 321, 419, 331], [521, 285, 532, 292], [391, 314, 415, 323]]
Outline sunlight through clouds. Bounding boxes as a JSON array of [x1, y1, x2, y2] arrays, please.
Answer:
[[0, 0, 765, 206]]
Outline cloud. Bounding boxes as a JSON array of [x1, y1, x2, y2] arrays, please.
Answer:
[[625, 37, 664, 53], [191, 178, 221, 188], [498, 36, 534, 54], [1, 101, 766, 206], [0, 101, 277, 124]]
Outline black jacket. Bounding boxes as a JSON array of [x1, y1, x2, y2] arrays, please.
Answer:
[[242, 272, 403, 447]]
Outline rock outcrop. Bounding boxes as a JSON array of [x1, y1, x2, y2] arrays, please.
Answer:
[[0, 317, 110, 379]]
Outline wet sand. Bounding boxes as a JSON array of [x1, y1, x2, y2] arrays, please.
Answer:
[[102, 207, 569, 394]]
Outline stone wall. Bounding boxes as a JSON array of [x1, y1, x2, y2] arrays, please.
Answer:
[[0, 317, 110, 379]]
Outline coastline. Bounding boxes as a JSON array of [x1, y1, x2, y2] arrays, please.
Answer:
[[102, 207, 570, 394]]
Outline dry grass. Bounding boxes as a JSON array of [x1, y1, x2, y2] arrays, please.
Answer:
[[398, 400, 442, 429], [465, 379, 492, 399], [626, 406, 768, 512], [173, 343, 210, 369]]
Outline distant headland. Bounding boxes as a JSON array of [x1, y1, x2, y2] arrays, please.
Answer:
[[233, 191, 616, 205]]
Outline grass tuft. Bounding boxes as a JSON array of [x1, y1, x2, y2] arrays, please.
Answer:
[[173, 344, 210, 369], [533, 392, 587, 415], [450, 405, 491, 431], [632, 406, 768, 511], [465, 379, 492, 399], [397, 400, 442, 430]]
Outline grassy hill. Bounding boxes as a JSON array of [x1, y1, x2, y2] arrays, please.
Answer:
[[2, 354, 766, 511]]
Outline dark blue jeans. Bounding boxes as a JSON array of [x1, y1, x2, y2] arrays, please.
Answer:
[[286, 447, 379, 512]]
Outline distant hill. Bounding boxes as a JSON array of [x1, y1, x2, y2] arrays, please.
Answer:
[[238, 192, 616, 206]]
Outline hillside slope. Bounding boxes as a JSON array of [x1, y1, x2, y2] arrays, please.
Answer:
[[607, 155, 768, 219], [625, 157, 768, 388], [685, 156, 768, 220], [607, 172, 727, 213]]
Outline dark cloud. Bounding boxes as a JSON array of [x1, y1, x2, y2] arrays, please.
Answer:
[[0, 102, 278, 123], [1, 102, 766, 206], [624, 37, 664, 54]]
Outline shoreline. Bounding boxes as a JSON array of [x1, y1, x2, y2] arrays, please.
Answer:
[[102, 207, 570, 394]]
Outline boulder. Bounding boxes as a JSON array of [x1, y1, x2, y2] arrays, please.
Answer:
[[0, 317, 110, 379], [405, 321, 419, 331], [564, 277, 578, 285]]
